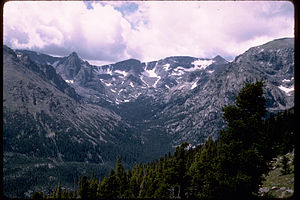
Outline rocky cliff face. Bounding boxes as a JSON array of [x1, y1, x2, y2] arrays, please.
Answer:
[[4, 37, 294, 197]]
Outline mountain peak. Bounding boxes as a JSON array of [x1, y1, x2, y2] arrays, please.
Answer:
[[55, 51, 83, 80], [69, 51, 79, 58], [62, 51, 82, 64], [213, 55, 228, 64]]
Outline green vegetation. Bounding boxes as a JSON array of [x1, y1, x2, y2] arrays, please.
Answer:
[[260, 150, 294, 198], [31, 80, 294, 199]]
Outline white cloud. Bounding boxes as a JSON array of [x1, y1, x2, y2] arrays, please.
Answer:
[[125, 1, 294, 61], [3, 1, 294, 64], [4, 1, 132, 62]]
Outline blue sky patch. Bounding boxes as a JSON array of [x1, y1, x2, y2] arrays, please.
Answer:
[[84, 0, 93, 10], [114, 2, 139, 16]]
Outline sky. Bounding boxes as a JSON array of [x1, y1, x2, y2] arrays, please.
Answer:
[[3, 1, 294, 65]]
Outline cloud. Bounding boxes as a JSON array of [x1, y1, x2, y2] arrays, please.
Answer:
[[124, 1, 294, 61], [3, 1, 294, 64], [4, 1, 132, 62]]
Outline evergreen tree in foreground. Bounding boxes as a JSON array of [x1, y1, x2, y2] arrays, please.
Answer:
[[216, 80, 269, 198]]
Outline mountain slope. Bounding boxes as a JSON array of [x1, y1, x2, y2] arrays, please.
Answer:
[[159, 38, 294, 145], [15, 38, 294, 146], [4, 45, 132, 163], [13, 38, 294, 146], [4, 37, 294, 197], [3, 46, 147, 197]]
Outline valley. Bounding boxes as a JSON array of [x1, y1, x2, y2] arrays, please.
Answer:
[[3, 37, 294, 197]]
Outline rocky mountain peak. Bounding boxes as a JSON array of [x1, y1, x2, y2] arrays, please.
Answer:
[[55, 51, 84, 80], [213, 55, 228, 64], [64, 51, 82, 64], [69, 51, 79, 58]]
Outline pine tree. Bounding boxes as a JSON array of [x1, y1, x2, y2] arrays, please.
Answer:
[[138, 172, 151, 198], [128, 168, 140, 198], [188, 137, 218, 198], [56, 182, 62, 199], [172, 142, 189, 198], [115, 155, 127, 196], [216, 80, 269, 198], [88, 173, 98, 199], [78, 175, 89, 199]]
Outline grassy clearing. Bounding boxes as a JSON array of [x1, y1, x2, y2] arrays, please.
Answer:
[[259, 150, 294, 198]]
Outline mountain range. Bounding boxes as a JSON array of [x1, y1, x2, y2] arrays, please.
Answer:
[[3, 37, 294, 197]]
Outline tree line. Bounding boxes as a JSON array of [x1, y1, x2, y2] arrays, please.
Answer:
[[32, 80, 295, 199]]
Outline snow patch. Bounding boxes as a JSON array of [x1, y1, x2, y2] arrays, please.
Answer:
[[163, 63, 170, 71], [171, 68, 185, 75], [282, 78, 292, 83], [118, 89, 124, 94], [105, 68, 113, 75], [191, 81, 198, 90], [278, 85, 294, 95], [192, 59, 214, 70], [129, 82, 134, 88], [65, 80, 74, 84], [115, 70, 128, 77], [207, 70, 214, 74], [142, 64, 161, 88], [143, 67, 159, 78], [94, 66, 112, 75], [106, 99, 113, 104], [104, 82, 112, 87]]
